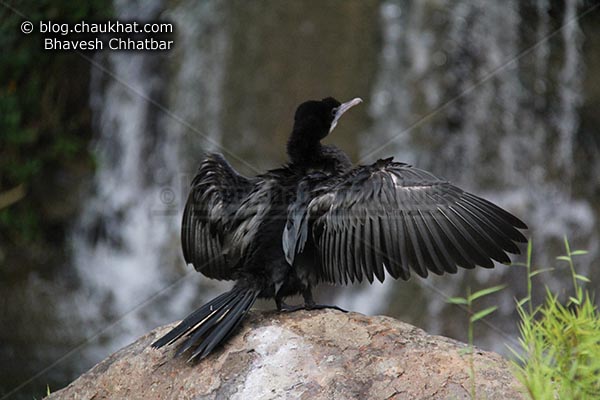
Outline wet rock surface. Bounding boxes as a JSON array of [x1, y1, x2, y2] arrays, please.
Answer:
[[48, 310, 523, 399]]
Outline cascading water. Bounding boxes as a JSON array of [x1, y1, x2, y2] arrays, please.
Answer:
[[344, 0, 598, 352], [9, 2, 600, 399], [70, 0, 596, 361], [71, 0, 230, 361]]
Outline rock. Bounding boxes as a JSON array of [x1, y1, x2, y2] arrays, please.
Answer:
[[48, 310, 523, 399]]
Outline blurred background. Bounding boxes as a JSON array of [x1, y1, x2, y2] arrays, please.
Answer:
[[2, 0, 600, 398]]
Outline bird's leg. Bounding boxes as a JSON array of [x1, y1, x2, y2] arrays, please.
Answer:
[[275, 294, 304, 312], [302, 287, 347, 313], [275, 287, 347, 313]]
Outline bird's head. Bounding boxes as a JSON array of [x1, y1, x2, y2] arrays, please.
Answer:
[[292, 97, 363, 141]]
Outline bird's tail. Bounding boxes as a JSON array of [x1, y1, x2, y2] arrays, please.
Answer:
[[151, 286, 259, 361]]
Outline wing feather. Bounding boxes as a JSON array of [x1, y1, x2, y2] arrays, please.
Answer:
[[405, 212, 428, 278], [352, 222, 364, 282], [344, 223, 356, 283], [414, 211, 445, 275], [438, 207, 495, 268], [371, 216, 386, 282], [421, 211, 458, 273], [181, 153, 253, 280], [285, 158, 527, 285]]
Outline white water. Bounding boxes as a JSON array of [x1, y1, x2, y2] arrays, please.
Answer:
[[70, 0, 596, 359], [71, 0, 230, 361], [341, 0, 597, 351]]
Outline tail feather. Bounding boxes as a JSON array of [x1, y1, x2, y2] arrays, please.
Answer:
[[221, 292, 259, 344], [152, 287, 258, 361], [189, 290, 259, 361], [174, 290, 245, 357], [152, 288, 241, 348]]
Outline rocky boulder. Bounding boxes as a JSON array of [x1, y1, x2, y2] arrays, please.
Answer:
[[48, 310, 523, 399]]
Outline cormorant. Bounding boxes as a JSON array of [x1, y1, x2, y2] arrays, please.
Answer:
[[152, 97, 527, 361]]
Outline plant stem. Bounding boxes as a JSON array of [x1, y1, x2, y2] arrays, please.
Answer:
[[467, 287, 476, 399], [526, 240, 533, 315]]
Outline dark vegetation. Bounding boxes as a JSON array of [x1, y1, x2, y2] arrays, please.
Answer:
[[1, 3, 111, 398], [0, 1, 111, 279]]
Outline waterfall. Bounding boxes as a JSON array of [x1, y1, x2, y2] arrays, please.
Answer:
[[71, 0, 230, 360], [347, 0, 596, 351], [8, 3, 600, 399], [69, 0, 595, 359]]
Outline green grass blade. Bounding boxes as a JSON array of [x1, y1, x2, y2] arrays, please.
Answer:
[[447, 297, 468, 305], [568, 296, 581, 306], [517, 296, 530, 308], [470, 285, 506, 302], [470, 306, 499, 323], [530, 268, 554, 277], [570, 250, 588, 256], [575, 274, 591, 283]]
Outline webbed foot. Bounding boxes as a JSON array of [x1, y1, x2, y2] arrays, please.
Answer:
[[304, 302, 347, 313], [277, 301, 306, 312]]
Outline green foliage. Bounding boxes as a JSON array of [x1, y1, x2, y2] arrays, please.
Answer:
[[0, 1, 111, 247], [511, 237, 600, 399], [448, 283, 505, 399]]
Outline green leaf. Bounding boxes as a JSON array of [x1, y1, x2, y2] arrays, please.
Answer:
[[506, 345, 524, 363], [568, 296, 581, 306], [556, 256, 570, 262], [563, 235, 571, 254], [471, 306, 499, 323], [469, 285, 506, 302], [570, 250, 588, 256], [516, 296, 530, 308], [529, 268, 554, 277], [575, 274, 591, 283], [447, 297, 468, 305]]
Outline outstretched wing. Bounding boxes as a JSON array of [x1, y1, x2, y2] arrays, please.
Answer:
[[224, 174, 283, 267], [285, 158, 527, 285], [182, 153, 254, 280]]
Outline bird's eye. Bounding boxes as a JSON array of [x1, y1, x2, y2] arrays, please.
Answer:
[[331, 108, 338, 117]]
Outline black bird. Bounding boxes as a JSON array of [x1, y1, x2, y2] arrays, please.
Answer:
[[152, 97, 527, 361]]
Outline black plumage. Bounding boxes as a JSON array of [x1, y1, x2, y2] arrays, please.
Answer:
[[152, 97, 527, 361]]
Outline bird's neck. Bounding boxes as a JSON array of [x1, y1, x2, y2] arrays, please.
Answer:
[[286, 133, 323, 167]]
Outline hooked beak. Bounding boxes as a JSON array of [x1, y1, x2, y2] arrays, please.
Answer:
[[329, 97, 363, 133]]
